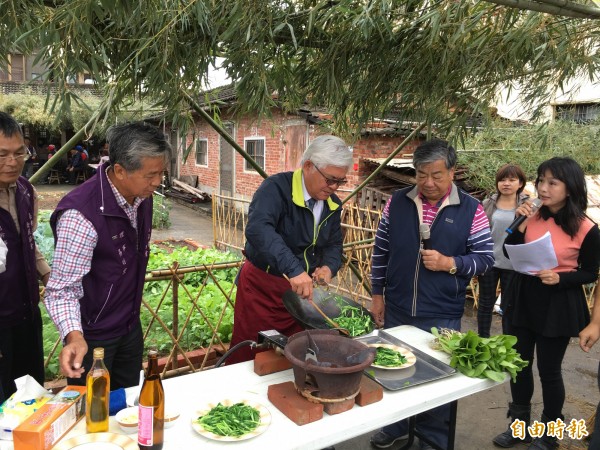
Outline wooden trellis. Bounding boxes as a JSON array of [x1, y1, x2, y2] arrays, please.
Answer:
[[43, 260, 243, 379]]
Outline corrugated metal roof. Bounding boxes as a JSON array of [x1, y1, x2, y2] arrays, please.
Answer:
[[363, 157, 415, 169]]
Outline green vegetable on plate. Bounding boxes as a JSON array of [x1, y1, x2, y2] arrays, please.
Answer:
[[197, 402, 260, 437], [374, 347, 408, 367]]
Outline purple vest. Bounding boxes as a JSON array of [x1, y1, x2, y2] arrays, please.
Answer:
[[50, 163, 153, 340], [0, 177, 40, 325]]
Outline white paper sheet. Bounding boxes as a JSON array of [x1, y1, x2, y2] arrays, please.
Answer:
[[504, 231, 558, 274]]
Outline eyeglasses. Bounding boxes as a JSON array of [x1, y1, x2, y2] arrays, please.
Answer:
[[0, 150, 30, 164], [313, 164, 347, 187]]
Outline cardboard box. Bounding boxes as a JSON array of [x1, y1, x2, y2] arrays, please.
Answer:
[[13, 385, 86, 450]]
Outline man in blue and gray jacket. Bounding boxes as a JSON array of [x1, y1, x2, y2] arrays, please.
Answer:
[[370, 139, 494, 450], [228, 135, 353, 364]]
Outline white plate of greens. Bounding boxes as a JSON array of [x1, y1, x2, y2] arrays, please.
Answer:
[[192, 398, 271, 441], [368, 343, 417, 370]]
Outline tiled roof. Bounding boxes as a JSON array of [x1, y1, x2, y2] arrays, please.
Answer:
[[0, 81, 100, 96], [196, 84, 237, 106]]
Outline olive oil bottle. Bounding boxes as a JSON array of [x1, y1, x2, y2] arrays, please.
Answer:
[[86, 347, 110, 432]]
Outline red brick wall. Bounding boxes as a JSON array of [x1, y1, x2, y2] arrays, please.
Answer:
[[178, 109, 422, 198]]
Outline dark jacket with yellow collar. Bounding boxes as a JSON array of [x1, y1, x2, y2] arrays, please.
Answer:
[[244, 168, 343, 278]]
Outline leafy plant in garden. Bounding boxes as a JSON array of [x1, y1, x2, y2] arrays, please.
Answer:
[[142, 244, 239, 354], [431, 327, 528, 383], [33, 210, 55, 266], [152, 195, 172, 229]]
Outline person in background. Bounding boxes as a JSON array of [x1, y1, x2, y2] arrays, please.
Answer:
[[65, 147, 85, 184], [44, 122, 170, 390], [493, 157, 600, 450], [0, 112, 51, 403], [99, 145, 110, 165], [369, 139, 494, 450], [478, 164, 528, 337], [40, 144, 57, 184], [579, 286, 600, 449], [228, 135, 353, 364], [22, 135, 37, 179]]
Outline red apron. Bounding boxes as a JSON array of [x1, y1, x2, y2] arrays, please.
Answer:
[[227, 261, 303, 364]]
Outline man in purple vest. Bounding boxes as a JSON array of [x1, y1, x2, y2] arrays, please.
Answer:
[[45, 122, 170, 389], [0, 112, 51, 403]]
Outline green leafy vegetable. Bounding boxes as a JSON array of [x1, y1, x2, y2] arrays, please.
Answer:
[[331, 305, 374, 337], [197, 402, 261, 437], [431, 328, 528, 383], [374, 347, 407, 367]]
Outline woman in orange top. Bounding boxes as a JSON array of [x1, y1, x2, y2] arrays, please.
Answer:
[[493, 157, 600, 450]]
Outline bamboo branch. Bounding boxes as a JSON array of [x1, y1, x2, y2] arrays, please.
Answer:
[[484, 0, 600, 19]]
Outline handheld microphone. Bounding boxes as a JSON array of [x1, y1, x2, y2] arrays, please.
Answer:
[[505, 198, 543, 234], [419, 223, 432, 250]]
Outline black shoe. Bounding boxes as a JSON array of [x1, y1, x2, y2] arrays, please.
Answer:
[[370, 431, 409, 449], [419, 440, 435, 450], [528, 437, 559, 450], [493, 428, 532, 447]]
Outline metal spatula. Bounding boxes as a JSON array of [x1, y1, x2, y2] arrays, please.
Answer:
[[305, 330, 319, 363]]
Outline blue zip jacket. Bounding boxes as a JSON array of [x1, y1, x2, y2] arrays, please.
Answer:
[[372, 184, 494, 319], [244, 169, 343, 278]]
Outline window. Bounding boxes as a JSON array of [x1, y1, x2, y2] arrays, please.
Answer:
[[244, 138, 265, 171], [556, 103, 600, 124], [195, 139, 208, 166]]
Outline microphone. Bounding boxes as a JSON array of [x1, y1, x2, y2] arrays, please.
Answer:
[[505, 198, 543, 234], [419, 223, 432, 250]]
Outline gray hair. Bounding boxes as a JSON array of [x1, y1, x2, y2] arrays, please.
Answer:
[[106, 121, 171, 171], [0, 112, 23, 139], [300, 135, 353, 169], [413, 139, 457, 170]]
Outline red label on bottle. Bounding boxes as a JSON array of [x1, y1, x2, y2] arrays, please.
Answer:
[[138, 405, 154, 446]]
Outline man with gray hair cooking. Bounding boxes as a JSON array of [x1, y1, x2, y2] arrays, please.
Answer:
[[228, 135, 353, 364]]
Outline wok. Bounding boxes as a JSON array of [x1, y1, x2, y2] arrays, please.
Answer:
[[282, 287, 376, 336]]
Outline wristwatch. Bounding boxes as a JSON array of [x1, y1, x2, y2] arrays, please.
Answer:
[[449, 258, 457, 275]]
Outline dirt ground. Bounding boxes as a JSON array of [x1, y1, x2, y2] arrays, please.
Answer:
[[37, 189, 66, 210]]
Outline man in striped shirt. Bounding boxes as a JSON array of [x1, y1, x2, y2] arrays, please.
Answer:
[[369, 139, 494, 450], [44, 122, 170, 389]]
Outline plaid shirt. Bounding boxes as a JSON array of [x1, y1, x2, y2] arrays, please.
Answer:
[[45, 172, 144, 340]]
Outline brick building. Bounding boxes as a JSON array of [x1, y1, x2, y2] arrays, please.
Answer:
[[175, 85, 424, 201]]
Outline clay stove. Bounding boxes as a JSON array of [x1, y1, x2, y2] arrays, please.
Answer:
[[284, 329, 375, 403]]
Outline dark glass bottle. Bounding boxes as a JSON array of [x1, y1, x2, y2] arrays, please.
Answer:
[[138, 350, 164, 449]]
